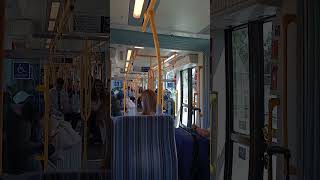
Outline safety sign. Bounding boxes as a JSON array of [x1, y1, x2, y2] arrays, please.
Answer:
[[13, 62, 31, 79]]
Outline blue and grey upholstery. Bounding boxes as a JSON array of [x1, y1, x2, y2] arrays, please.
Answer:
[[2, 171, 111, 180], [113, 115, 178, 180]]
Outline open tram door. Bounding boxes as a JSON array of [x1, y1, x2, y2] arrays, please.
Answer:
[[175, 54, 203, 128]]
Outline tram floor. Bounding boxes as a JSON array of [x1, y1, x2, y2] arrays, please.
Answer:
[[87, 144, 105, 169], [88, 144, 104, 160]]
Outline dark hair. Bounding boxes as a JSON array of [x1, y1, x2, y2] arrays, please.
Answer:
[[22, 101, 35, 123], [56, 78, 64, 85], [91, 79, 104, 101]]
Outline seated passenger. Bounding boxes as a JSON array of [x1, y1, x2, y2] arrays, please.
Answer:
[[136, 87, 143, 112], [6, 91, 43, 173], [111, 94, 121, 117], [192, 124, 210, 138], [141, 89, 157, 115], [47, 112, 81, 164], [126, 97, 137, 115]]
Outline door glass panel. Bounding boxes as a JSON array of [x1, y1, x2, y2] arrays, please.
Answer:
[[165, 70, 176, 117], [181, 69, 189, 126], [232, 27, 250, 135], [232, 143, 250, 180], [263, 21, 278, 180], [192, 68, 197, 123], [263, 21, 278, 136], [182, 107, 189, 126], [182, 70, 189, 104]]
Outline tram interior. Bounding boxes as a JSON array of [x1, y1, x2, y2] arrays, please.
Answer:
[[110, 44, 204, 126], [1, 0, 319, 180]]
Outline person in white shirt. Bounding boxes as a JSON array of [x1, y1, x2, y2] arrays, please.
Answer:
[[49, 78, 71, 116], [126, 97, 137, 115]]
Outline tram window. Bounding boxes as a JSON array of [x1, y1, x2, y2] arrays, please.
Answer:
[[192, 68, 197, 123], [182, 70, 189, 105], [181, 70, 189, 126], [232, 27, 250, 135], [232, 143, 250, 180], [263, 21, 278, 131], [263, 21, 278, 180]]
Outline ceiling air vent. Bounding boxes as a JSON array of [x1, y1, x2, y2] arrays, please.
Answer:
[[119, 51, 124, 61], [73, 15, 109, 33], [65, 58, 73, 63], [110, 47, 116, 58]]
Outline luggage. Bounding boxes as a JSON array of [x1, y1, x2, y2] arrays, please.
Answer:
[[175, 127, 210, 180]]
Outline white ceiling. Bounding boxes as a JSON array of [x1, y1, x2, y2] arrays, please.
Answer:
[[155, 0, 210, 34], [110, 0, 210, 36]]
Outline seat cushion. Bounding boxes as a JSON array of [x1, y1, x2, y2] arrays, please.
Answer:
[[113, 115, 178, 180]]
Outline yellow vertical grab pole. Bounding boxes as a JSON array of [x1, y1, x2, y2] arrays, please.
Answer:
[[123, 80, 127, 113], [197, 66, 202, 120], [80, 40, 92, 169], [149, 10, 162, 108], [123, 52, 134, 114], [80, 56, 84, 163], [162, 58, 165, 111], [43, 64, 50, 171], [0, 0, 5, 175]]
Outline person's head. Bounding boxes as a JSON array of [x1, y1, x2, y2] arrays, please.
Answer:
[[55, 78, 64, 91], [92, 79, 104, 100], [11, 91, 35, 122], [93, 79, 104, 93], [117, 92, 123, 100], [164, 94, 168, 101], [73, 81, 80, 92], [141, 90, 157, 115], [38, 111, 45, 127]]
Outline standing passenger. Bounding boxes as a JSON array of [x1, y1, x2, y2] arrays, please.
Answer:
[[90, 79, 108, 144], [49, 78, 71, 116]]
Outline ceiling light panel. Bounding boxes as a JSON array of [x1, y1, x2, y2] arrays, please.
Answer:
[[133, 0, 145, 18], [127, 49, 132, 60], [164, 54, 177, 63], [48, 20, 55, 31], [50, 2, 60, 19]]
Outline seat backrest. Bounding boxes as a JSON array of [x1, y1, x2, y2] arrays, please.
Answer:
[[113, 115, 178, 180], [3, 171, 111, 180]]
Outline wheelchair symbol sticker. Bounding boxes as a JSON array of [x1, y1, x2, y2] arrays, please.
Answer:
[[14, 63, 31, 79], [17, 64, 27, 74]]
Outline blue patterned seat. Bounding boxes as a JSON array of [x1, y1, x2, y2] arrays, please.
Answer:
[[112, 115, 178, 180]]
